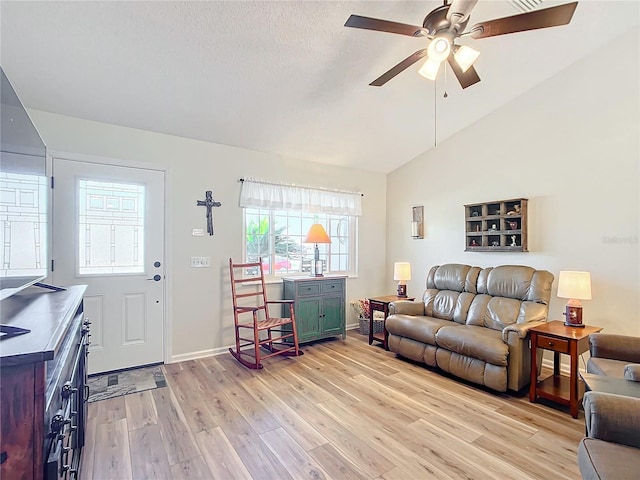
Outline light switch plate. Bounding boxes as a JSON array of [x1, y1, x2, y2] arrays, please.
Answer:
[[192, 228, 205, 236], [190, 256, 211, 268]]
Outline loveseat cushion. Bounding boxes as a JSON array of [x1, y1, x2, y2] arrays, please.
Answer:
[[386, 315, 453, 346], [436, 325, 509, 366], [429, 263, 476, 292], [589, 333, 640, 363], [578, 438, 640, 480], [587, 357, 628, 379], [424, 289, 475, 324]]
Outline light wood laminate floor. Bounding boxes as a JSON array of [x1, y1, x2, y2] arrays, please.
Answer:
[[80, 331, 585, 479]]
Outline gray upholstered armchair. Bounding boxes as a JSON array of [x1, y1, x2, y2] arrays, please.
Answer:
[[587, 333, 640, 381], [578, 391, 640, 479]]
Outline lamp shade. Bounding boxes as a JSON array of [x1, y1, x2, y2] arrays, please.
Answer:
[[453, 45, 480, 73], [393, 262, 412, 281], [557, 271, 592, 300], [418, 57, 441, 80], [304, 224, 331, 244]]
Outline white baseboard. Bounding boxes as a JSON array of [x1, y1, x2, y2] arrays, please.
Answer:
[[169, 325, 359, 364], [168, 346, 229, 363], [541, 355, 588, 375]]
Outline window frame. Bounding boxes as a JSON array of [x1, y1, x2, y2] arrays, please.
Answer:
[[242, 207, 358, 277]]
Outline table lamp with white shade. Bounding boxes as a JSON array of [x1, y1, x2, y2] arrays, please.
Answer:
[[394, 262, 411, 298], [304, 224, 331, 277], [557, 271, 592, 327]]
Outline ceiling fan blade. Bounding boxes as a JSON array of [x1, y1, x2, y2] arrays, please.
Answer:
[[469, 2, 578, 39], [447, 56, 481, 89], [447, 0, 478, 23], [345, 15, 426, 37], [369, 49, 428, 86]]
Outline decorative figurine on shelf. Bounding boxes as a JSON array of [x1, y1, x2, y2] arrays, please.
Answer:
[[470, 239, 478, 247], [491, 241, 499, 247], [488, 224, 497, 232], [507, 220, 518, 230], [511, 235, 517, 247], [507, 204, 521, 215], [471, 211, 479, 217]]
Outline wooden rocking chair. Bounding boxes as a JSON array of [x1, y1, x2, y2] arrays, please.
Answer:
[[228, 257, 302, 369]]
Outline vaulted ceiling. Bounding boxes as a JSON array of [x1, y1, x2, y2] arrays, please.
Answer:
[[1, 1, 638, 173]]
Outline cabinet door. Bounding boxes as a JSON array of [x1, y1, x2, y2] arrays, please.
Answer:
[[321, 295, 344, 335], [296, 298, 322, 342]]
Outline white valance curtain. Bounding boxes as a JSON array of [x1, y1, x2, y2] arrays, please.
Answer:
[[239, 178, 362, 216]]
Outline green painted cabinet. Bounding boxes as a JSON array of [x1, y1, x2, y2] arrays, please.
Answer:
[[283, 276, 346, 344]]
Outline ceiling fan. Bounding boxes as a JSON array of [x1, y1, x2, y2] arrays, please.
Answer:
[[344, 0, 578, 89]]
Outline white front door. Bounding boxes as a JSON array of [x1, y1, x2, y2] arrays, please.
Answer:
[[52, 158, 165, 374]]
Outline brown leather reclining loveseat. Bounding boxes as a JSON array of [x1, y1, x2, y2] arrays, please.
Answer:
[[386, 263, 554, 392]]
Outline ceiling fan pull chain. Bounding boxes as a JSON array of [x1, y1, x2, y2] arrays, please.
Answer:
[[444, 63, 449, 98], [434, 81, 438, 147]]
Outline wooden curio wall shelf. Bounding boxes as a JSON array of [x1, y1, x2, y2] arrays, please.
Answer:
[[465, 198, 528, 252]]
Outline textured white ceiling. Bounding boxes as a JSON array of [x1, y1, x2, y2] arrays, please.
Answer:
[[1, 1, 638, 173]]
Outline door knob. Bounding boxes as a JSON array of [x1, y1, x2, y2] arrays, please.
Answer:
[[147, 274, 162, 281]]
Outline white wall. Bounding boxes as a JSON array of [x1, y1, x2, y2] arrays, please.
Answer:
[[386, 28, 640, 337], [29, 110, 388, 361], [26, 26, 639, 366]]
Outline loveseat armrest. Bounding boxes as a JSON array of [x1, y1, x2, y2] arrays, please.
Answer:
[[388, 300, 424, 316], [625, 364, 640, 382], [589, 333, 640, 363], [583, 391, 640, 448], [501, 320, 547, 342]]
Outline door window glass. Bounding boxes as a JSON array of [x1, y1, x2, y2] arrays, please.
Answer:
[[78, 179, 145, 275]]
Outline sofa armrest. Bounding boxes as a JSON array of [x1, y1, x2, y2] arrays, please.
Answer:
[[388, 300, 424, 316], [589, 333, 640, 363], [583, 391, 640, 448], [501, 320, 547, 342], [625, 364, 640, 382]]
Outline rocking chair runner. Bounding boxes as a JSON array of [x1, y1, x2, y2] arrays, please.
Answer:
[[228, 257, 302, 369]]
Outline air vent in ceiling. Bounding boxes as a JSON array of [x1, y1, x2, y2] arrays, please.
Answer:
[[507, 0, 545, 13]]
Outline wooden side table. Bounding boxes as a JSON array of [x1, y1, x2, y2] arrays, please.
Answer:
[[529, 320, 603, 418], [368, 295, 414, 350]]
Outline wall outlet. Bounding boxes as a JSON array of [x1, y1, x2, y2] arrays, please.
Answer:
[[192, 228, 205, 236], [190, 256, 211, 268]]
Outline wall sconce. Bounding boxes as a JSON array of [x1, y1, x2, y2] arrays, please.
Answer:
[[394, 262, 412, 298], [557, 271, 592, 328], [411, 206, 424, 239]]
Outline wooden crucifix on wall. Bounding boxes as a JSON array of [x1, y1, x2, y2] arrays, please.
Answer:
[[196, 191, 222, 235]]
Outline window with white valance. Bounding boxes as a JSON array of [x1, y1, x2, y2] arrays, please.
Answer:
[[239, 178, 362, 216], [239, 178, 361, 276]]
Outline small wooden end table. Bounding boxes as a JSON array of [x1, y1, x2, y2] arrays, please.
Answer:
[[529, 320, 603, 418], [368, 295, 414, 350]]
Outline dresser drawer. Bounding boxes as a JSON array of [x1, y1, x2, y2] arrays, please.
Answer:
[[536, 334, 570, 354], [296, 282, 321, 296], [321, 281, 344, 294]]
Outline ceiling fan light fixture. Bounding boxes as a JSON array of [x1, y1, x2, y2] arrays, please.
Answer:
[[418, 57, 441, 80], [427, 36, 451, 63], [453, 45, 480, 73]]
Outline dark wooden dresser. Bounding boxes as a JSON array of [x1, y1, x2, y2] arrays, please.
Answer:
[[0, 285, 89, 480]]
